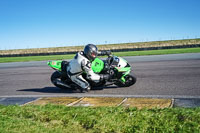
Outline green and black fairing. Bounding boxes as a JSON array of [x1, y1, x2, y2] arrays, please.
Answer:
[[47, 60, 62, 71]]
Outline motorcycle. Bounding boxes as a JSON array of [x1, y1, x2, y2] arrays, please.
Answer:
[[47, 54, 136, 92]]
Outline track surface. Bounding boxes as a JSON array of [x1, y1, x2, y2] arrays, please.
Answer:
[[0, 53, 200, 98]]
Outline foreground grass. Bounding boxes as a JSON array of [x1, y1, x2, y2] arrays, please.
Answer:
[[0, 105, 200, 133], [0, 47, 200, 63]]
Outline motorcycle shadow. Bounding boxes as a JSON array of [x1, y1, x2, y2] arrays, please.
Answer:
[[18, 87, 77, 93], [92, 85, 118, 91], [17, 86, 118, 93]]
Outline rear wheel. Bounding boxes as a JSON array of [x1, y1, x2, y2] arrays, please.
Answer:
[[114, 74, 136, 87], [51, 71, 69, 89]]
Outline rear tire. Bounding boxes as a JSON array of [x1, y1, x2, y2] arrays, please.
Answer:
[[115, 74, 136, 87], [51, 71, 68, 89]]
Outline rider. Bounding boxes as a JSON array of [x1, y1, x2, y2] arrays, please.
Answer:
[[66, 44, 112, 92]]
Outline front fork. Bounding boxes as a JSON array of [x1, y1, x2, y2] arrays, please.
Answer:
[[114, 67, 131, 83], [120, 70, 131, 83]]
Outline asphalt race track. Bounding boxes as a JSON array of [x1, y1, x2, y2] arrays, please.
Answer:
[[0, 53, 200, 98]]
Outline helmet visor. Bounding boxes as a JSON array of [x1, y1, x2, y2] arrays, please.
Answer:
[[91, 51, 97, 58]]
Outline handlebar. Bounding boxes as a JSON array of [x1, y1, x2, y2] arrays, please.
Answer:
[[98, 50, 112, 56]]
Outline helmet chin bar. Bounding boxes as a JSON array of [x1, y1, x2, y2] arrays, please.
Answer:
[[91, 53, 96, 57]]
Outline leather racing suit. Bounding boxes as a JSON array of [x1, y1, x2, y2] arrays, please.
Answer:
[[67, 51, 109, 91]]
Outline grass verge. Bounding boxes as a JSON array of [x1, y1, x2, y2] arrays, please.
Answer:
[[1, 38, 200, 55], [0, 104, 200, 133], [0, 47, 200, 63]]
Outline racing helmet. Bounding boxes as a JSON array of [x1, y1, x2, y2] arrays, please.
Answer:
[[84, 44, 98, 61]]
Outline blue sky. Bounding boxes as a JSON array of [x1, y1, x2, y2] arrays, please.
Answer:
[[0, 0, 200, 50]]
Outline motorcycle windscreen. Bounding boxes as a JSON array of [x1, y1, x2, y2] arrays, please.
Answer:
[[91, 58, 104, 73], [47, 60, 62, 71]]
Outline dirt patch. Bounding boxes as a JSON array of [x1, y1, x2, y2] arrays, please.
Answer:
[[122, 98, 172, 109], [27, 97, 80, 105]]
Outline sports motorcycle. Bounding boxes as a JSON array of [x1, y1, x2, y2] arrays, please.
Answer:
[[47, 54, 136, 92]]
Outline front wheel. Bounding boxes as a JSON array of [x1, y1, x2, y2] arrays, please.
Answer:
[[114, 74, 137, 87]]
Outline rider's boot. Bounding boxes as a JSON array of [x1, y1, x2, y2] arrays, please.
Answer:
[[80, 86, 91, 93], [54, 79, 71, 88]]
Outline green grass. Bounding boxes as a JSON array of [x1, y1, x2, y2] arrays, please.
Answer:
[[1, 38, 200, 55], [0, 104, 200, 133], [0, 47, 200, 63], [0, 54, 75, 63], [114, 47, 200, 56]]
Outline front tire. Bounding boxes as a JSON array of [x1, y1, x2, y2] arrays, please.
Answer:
[[114, 74, 137, 87]]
